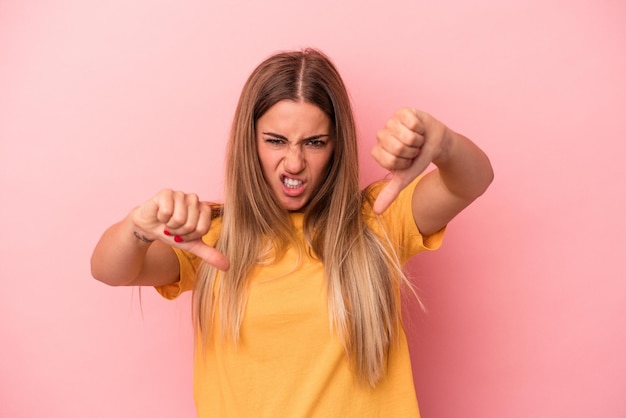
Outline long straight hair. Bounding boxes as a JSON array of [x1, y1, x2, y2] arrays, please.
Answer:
[[193, 48, 409, 386]]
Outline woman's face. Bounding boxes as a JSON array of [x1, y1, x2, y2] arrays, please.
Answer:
[[256, 100, 334, 211]]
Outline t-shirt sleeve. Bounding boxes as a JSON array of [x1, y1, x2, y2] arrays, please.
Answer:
[[154, 248, 200, 300], [364, 175, 446, 264]]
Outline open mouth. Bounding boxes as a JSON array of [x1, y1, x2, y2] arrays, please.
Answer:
[[282, 176, 303, 189]]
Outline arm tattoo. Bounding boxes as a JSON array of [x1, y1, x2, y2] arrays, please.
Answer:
[[133, 231, 155, 244]]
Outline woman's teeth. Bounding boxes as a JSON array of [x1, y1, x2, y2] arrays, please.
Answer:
[[283, 178, 303, 189]]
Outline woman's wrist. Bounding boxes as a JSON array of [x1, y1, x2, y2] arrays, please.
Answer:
[[133, 230, 155, 244], [127, 209, 156, 245]]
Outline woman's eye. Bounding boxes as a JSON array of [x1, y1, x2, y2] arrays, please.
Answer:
[[306, 140, 326, 148], [265, 138, 284, 145]]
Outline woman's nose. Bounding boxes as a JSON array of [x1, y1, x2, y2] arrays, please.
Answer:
[[283, 145, 305, 173]]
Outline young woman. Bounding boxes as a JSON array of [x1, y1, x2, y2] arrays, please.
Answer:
[[91, 48, 493, 417]]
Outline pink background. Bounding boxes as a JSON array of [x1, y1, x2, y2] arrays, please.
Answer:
[[1, 0, 625, 417]]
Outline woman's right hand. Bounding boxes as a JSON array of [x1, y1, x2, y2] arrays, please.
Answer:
[[132, 189, 230, 271]]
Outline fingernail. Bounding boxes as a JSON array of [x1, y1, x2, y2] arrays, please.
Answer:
[[174, 236, 184, 243], [164, 229, 172, 236]]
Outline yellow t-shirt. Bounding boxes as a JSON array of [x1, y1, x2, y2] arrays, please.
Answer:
[[157, 178, 444, 417]]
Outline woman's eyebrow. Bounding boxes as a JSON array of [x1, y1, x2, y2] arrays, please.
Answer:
[[262, 132, 330, 141]]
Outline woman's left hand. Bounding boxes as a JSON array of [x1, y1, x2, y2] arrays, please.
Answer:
[[371, 107, 450, 214]]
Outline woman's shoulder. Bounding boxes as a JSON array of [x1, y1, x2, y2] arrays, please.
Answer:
[[362, 179, 388, 198], [362, 177, 419, 214], [202, 204, 224, 247], [361, 179, 391, 213]]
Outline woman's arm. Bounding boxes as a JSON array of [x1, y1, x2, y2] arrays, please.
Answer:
[[90, 190, 229, 287], [90, 212, 181, 286]]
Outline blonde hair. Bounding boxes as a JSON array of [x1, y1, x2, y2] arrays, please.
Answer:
[[193, 48, 410, 386]]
